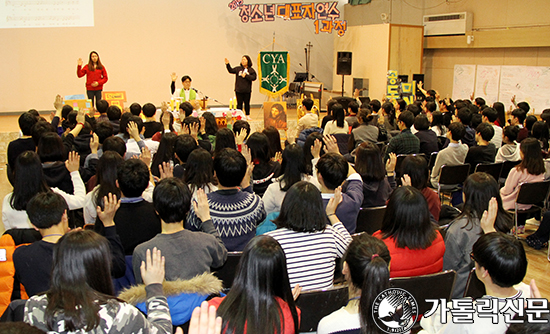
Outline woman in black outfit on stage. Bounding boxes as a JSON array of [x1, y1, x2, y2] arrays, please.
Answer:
[[225, 55, 257, 116]]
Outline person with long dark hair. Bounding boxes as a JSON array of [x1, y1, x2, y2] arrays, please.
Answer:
[[263, 126, 283, 160], [354, 143, 396, 208], [3, 151, 85, 230], [266, 182, 352, 290], [443, 172, 513, 298], [24, 228, 171, 333], [263, 143, 320, 215], [77, 51, 108, 107], [213, 128, 236, 157], [83, 151, 124, 225], [318, 233, 390, 334], [373, 186, 444, 278], [183, 148, 218, 197], [500, 138, 545, 232], [200, 111, 218, 147], [401, 155, 441, 221], [150, 132, 177, 178], [208, 235, 300, 334], [247, 132, 281, 197], [225, 55, 257, 116], [324, 103, 349, 135], [492, 101, 507, 127]]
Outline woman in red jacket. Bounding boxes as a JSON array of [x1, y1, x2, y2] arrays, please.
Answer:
[[77, 51, 108, 107], [373, 186, 445, 278]]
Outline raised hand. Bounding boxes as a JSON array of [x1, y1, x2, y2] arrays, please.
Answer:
[[140, 146, 151, 167], [186, 301, 223, 334], [90, 133, 99, 154], [128, 121, 141, 141], [242, 144, 251, 165], [224, 58, 229, 65], [386, 153, 397, 173], [171, 72, 177, 82], [193, 189, 211, 222], [323, 135, 339, 154], [480, 197, 498, 234], [158, 162, 174, 180], [53, 94, 64, 111], [292, 284, 302, 301], [78, 58, 83, 66], [235, 129, 247, 145], [96, 193, 120, 227], [326, 186, 343, 216], [65, 151, 80, 173], [401, 174, 412, 187], [140, 248, 165, 286], [311, 138, 322, 159]]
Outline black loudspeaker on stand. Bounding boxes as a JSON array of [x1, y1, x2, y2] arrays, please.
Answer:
[[337, 52, 352, 96]]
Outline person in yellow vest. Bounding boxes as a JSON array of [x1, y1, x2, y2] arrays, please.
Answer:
[[170, 73, 199, 107]]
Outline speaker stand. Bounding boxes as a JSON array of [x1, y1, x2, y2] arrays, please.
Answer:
[[341, 74, 345, 97]]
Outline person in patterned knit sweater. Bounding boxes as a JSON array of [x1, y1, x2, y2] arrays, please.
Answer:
[[186, 147, 266, 251]]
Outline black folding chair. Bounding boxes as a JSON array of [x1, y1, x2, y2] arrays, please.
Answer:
[[389, 270, 457, 315], [463, 268, 486, 300], [475, 162, 503, 182], [295, 285, 349, 332], [437, 164, 470, 201], [499, 160, 521, 184], [356, 206, 386, 234], [332, 133, 351, 155], [510, 180, 550, 238], [211, 252, 242, 290]]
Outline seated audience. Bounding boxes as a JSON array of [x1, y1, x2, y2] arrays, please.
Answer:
[[296, 98, 319, 137], [495, 125, 521, 162], [151, 110, 177, 142], [373, 186, 445, 278], [83, 151, 124, 225], [500, 138, 545, 231], [183, 148, 218, 197], [94, 159, 161, 255], [213, 128, 236, 157], [465, 123, 497, 167], [384, 111, 420, 162], [266, 181, 352, 290], [3, 151, 85, 230], [443, 172, 513, 298], [129, 102, 142, 116], [402, 156, 441, 222], [482, 107, 503, 149], [186, 148, 266, 251], [430, 122, 468, 188], [133, 178, 227, 283], [200, 111, 218, 146], [414, 114, 439, 157], [181, 116, 212, 152], [247, 132, 281, 197], [313, 137, 363, 233], [107, 105, 122, 135], [14, 192, 124, 297], [531, 121, 549, 155], [348, 108, 379, 151], [150, 132, 177, 178], [430, 110, 447, 137], [208, 235, 300, 334], [345, 100, 359, 126], [7, 112, 37, 183], [421, 232, 532, 334], [510, 108, 528, 143], [324, 103, 349, 135], [317, 233, 390, 334], [173, 133, 199, 177], [354, 143, 396, 208], [263, 143, 319, 215], [454, 107, 476, 147], [96, 99, 110, 123], [262, 126, 283, 161], [142, 103, 163, 139], [23, 230, 169, 333]]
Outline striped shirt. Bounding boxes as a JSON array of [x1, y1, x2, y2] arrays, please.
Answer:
[[266, 222, 352, 291]]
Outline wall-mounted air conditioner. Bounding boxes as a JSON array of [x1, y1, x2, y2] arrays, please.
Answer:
[[423, 12, 472, 36]]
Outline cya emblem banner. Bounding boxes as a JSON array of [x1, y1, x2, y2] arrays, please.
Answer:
[[258, 51, 290, 97]]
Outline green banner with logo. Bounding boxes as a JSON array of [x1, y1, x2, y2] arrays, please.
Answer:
[[258, 51, 290, 97]]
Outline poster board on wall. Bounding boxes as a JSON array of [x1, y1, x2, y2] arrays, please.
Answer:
[[263, 102, 287, 130], [452, 65, 476, 101]]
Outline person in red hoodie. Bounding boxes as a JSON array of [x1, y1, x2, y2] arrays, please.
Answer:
[[373, 186, 445, 278], [77, 51, 108, 107]]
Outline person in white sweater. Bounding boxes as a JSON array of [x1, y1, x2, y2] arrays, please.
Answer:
[[263, 143, 320, 215], [430, 122, 469, 188], [324, 104, 349, 135], [3, 151, 85, 230]]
